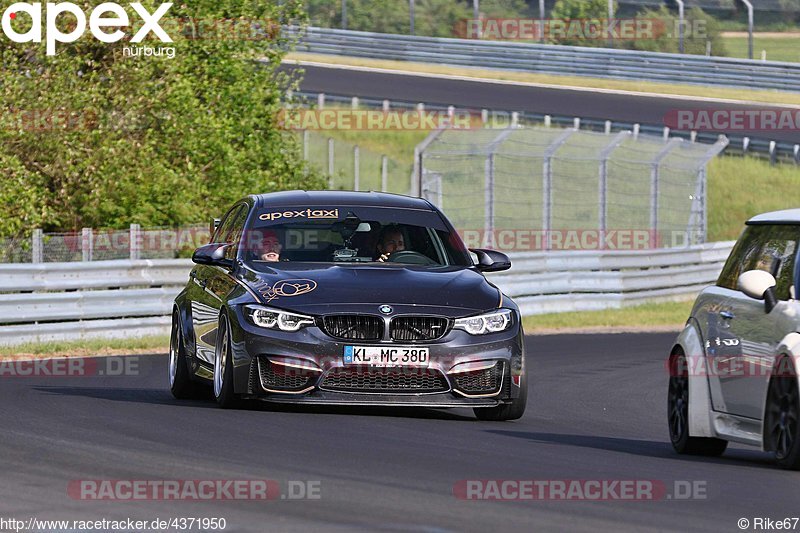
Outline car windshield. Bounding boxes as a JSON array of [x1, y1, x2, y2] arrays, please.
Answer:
[[241, 206, 471, 268]]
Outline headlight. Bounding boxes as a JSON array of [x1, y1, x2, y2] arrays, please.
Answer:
[[453, 309, 513, 335], [245, 305, 315, 332]]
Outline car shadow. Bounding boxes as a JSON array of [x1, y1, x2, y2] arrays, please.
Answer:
[[31, 385, 477, 420], [32, 386, 217, 409], [485, 430, 776, 468]]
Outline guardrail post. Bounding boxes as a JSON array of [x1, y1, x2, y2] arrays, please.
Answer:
[[511, 112, 519, 128], [341, 0, 347, 30], [481, 109, 488, 125], [409, 0, 415, 35], [604, 120, 611, 135], [351, 96, 359, 109], [794, 145, 799, 165], [544, 115, 551, 128], [317, 92, 325, 110], [81, 227, 93, 262], [32, 229, 43, 264], [633, 123, 640, 139], [769, 141, 777, 165], [353, 145, 360, 191], [382, 99, 390, 112], [663, 127, 670, 141], [743, 137, 750, 153], [130, 224, 141, 260], [381, 155, 388, 192], [573, 117, 580, 130]]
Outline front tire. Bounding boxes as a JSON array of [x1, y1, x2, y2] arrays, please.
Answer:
[[214, 313, 240, 409], [668, 352, 727, 456], [473, 372, 528, 421], [169, 310, 206, 400], [765, 357, 800, 470]]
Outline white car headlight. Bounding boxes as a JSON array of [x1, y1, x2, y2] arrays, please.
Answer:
[[454, 309, 513, 335], [245, 305, 315, 332]]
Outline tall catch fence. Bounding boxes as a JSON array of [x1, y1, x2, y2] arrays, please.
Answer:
[[417, 127, 728, 251]]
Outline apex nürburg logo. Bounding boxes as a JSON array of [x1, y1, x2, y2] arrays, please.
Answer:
[[1, 1, 173, 55]]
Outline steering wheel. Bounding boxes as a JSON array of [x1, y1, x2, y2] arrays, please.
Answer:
[[386, 250, 437, 265]]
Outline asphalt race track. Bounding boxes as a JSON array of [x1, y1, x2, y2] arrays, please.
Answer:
[[3, 332, 799, 531], [284, 63, 800, 145]]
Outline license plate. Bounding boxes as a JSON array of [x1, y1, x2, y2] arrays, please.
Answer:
[[343, 346, 430, 367]]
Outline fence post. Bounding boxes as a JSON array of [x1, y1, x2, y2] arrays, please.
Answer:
[[650, 138, 681, 247], [353, 145, 360, 191], [327, 137, 334, 188], [81, 227, 93, 262], [542, 129, 576, 248], [302, 130, 309, 161], [485, 152, 495, 238], [597, 131, 630, 236], [381, 155, 388, 192], [130, 223, 141, 260], [32, 229, 43, 264]]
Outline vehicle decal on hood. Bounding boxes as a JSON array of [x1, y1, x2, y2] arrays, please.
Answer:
[[252, 279, 318, 302]]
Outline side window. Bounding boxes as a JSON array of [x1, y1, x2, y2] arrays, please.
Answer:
[[717, 224, 799, 300], [717, 225, 765, 290], [751, 226, 797, 300], [212, 205, 244, 244], [226, 206, 250, 260]]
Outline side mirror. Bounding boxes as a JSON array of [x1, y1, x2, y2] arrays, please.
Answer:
[[470, 248, 511, 273], [738, 269, 778, 313], [192, 243, 233, 269]]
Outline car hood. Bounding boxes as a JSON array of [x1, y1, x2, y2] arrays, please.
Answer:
[[239, 263, 501, 316]]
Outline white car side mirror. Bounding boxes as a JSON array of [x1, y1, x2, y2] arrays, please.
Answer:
[[738, 270, 777, 300]]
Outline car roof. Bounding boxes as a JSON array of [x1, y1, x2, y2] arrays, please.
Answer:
[[746, 209, 800, 225], [252, 190, 434, 210]]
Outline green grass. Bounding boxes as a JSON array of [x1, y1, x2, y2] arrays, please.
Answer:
[[0, 335, 169, 357], [721, 35, 800, 63], [707, 155, 800, 241], [522, 300, 693, 332]]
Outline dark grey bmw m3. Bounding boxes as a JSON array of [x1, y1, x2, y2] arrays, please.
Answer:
[[170, 190, 527, 420]]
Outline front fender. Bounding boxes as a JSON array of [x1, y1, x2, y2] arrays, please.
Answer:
[[672, 319, 715, 438]]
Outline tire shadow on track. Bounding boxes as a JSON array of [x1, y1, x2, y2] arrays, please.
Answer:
[[485, 430, 775, 469]]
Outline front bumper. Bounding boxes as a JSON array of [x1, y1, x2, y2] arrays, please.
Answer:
[[226, 306, 525, 407]]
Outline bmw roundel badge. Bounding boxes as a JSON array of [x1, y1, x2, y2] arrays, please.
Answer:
[[379, 305, 393, 315]]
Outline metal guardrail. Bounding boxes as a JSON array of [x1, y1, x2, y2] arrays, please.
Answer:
[[293, 27, 800, 92], [0, 259, 191, 346], [487, 241, 735, 315], [0, 243, 734, 345]]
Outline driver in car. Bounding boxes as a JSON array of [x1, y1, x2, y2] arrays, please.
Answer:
[[376, 226, 405, 262], [257, 230, 283, 262]]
